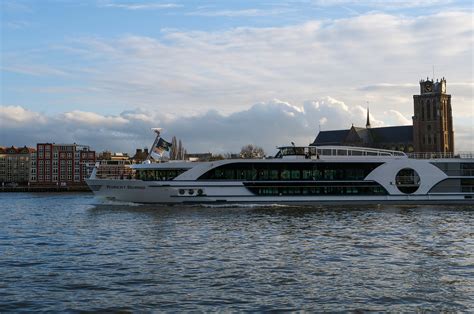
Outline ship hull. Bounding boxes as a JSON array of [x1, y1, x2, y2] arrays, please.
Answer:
[[86, 178, 474, 205]]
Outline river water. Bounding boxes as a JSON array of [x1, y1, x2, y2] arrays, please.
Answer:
[[1, 193, 473, 311]]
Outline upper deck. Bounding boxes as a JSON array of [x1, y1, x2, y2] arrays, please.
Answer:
[[277, 146, 406, 159], [277, 145, 474, 161]]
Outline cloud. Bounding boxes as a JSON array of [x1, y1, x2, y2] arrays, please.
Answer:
[[98, 1, 182, 10], [311, 0, 455, 10], [5, 21, 30, 29], [4, 96, 471, 155], [2, 64, 69, 77], [2, 10, 473, 152], [0, 106, 47, 127], [26, 10, 468, 117], [188, 8, 288, 17], [0, 98, 378, 153], [389, 110, 411, 125], [62, 111, 128, 125]]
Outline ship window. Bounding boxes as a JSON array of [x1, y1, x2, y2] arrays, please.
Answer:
[[198, 162, 382, 181], [136, 168, 187, 181], [461, 179, 474, 193], [245, 181, 387, 196], [291, 170, 301, 179], [395, 168, 420, 194]]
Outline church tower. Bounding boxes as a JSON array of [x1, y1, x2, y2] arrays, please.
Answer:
[[413, 77, 454, 153]]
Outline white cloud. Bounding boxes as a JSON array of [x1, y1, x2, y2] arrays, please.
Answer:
[[0, 105, 46, 126], [5, 20, 30, 29], [311, 0, 454, 10], [24, 10, 468, 119], [62, 111, 129, 125], [2, 10, 473, 152], [389, 109, 411, 125], [4, 97, 471, 155], [188, 8, 288, 17], [99, 1, 182, 10]]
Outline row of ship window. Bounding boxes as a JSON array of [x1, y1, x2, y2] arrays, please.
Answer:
[[135, 163, 382, 181], [248, 186, 387, 196], [198, 163, 381, 181]]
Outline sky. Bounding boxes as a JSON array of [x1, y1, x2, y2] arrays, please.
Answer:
[[1, 0, 473, 155]]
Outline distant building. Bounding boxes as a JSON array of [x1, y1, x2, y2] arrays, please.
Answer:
[[413, 77, 454, 153], [185, 153, 213, 162], [132, 148, 149, 164], [0, 146, 36, 185], [96, 151, 132, 179], [98, 151, 130, 161], [312, 122, 414, 152], [30, 143, 96, 186], [312, 77, 454, 153]]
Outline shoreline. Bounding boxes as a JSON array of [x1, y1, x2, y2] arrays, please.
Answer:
[[1, 186, 92, 192]]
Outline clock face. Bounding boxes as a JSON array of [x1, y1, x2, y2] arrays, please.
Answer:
[[424, 82, 433, 92]]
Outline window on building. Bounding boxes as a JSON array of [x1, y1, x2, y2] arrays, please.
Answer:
[[426, 100, 431, 120]]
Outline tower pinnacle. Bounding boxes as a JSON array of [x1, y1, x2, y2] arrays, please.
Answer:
[[366, 105, 371, 128]]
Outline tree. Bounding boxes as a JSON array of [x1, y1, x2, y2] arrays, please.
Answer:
[[178, 139, 183, 160], [240, 144, 265, 159], [170, 136, 178, 160], [169, 136, 187, 160]]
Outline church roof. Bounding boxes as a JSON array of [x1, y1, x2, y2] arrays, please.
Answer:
[[312, 129, 348, 145], [369, 125, 413, 143], [353, 127, 372, 144], [311, 125, 413, 146]]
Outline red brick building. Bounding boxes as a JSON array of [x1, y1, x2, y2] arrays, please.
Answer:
[[30, 143, 96, 186]]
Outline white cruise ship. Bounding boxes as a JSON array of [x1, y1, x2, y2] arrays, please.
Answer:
[[86, 144, 474, 205]]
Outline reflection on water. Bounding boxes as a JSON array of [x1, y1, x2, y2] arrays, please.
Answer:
[[0, 193, 473, 311]]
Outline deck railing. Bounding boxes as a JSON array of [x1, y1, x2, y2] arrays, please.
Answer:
[[407, 152, 474, 159]]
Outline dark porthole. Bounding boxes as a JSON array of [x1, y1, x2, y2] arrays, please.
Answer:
[[179, 189, 185, 195], [188, 189, 195, 195], [197, 189, 204, 196], [395, 168, 420, 194]]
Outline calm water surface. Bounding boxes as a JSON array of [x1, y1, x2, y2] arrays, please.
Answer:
[[1, 193, 473, 311]]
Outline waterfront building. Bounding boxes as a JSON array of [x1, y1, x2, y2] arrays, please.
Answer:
[[312, 77, 454, 153], [131, 148, 149, 164], [30, 143, 96, 186], [185, 153, 213, 162], [98, 151, 130, 161], [96, 151, 133, 179], [0, 146, 36, 185]]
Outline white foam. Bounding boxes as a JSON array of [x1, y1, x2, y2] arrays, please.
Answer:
[[93, 198, 141, 207], [198, 203, 292, 209]]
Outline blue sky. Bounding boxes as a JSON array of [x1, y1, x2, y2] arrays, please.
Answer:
[[1, 0, 473, 153]]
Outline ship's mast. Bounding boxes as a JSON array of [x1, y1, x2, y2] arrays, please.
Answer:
[[145, 128, 163, 162]]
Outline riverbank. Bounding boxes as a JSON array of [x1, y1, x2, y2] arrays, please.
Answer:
[[1, 186, 91, 192]]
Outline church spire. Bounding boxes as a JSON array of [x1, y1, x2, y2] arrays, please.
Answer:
[[366, 104, 371, 129]]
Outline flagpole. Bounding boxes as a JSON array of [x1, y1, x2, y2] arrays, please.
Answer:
[[146, 128, 163, 162]]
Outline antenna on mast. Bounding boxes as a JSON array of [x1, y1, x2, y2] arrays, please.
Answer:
[[432, 65, 435, 80]]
